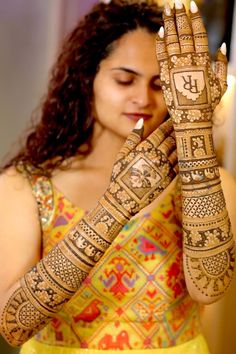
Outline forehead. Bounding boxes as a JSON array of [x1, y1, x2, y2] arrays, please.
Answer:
[[101, 28, 160, 75]]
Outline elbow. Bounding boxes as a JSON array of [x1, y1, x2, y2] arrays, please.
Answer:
[[187, 289, 223, 305], [0, 309, 32, 347], [186, 273, 235, 305], [0, 324, 29, 347], [0, 336, 23, 348], [183, 247, 235, 305]]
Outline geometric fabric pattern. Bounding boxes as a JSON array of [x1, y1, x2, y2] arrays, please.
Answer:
[[22, 171, 202, 349]]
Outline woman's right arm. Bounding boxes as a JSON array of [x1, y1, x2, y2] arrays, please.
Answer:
[[0, 166, 130, 347], [0, 119, 177, 347], [0, 168, 42, 344]]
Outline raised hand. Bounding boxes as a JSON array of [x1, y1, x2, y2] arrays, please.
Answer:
[[156, 0, 228, 125], [104, 118, 177, 217], [155, 0, 235, 303]]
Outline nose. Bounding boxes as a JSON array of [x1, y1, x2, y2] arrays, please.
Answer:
[[131, 84, 152, 108]]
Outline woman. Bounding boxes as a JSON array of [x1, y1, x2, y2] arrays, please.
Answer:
[[0, 0, 235, 353]]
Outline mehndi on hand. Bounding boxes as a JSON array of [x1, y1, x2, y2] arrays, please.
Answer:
[[0, 118, 177, 346], [156, 0, 227, 126], [155, 0, 235, 302], [103, 117, 177, 217]]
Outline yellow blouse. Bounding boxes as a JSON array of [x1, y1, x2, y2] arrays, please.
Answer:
[[19, 166, 205, 351]]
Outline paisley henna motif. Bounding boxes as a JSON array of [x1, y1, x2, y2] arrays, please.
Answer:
[[156, 1, 235, 300]]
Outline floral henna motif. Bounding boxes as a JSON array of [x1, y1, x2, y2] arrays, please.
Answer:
[[157, 5, 227, 126], [1, 119, 177, 346], [106, 118, 177, 216], [156, 2, 235, 299]]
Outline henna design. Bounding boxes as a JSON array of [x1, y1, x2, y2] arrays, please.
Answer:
[[106, 118, 177, 216], [0, 119, 177, 346], [185, 245, 235, 298], [156, 3, 235, 299]]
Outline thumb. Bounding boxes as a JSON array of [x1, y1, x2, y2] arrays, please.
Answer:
[[116, 118, 144, 161], [214, 42, 228, 95]]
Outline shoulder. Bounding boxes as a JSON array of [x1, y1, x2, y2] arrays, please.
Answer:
[[0, 165, 40, 227], [0, 165, 32, 197], [0, 166, 41, 292]]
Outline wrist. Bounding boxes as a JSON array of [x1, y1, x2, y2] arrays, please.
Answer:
[[174, 121, 216, 164], [80, 191, 131, 245], [170, 108, 213, 128]]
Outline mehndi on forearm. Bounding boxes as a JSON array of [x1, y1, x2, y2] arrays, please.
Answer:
[[1, 120, 177, 346], [155, 0, 235, 300], [0, 197, 130, 346], [175, 122, 235, 300]]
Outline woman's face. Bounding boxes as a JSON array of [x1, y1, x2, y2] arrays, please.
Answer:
[[92, 28, 168, 139]]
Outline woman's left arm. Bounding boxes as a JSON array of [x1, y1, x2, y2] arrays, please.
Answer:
[[156, 0, 235, 304], [219, 167, 236, 238]]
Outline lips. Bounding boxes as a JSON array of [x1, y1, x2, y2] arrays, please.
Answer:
[[123, 113, 152, 122]]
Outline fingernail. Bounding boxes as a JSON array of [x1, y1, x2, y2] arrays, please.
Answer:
[[175, 0, 183, 10], [220, 42, 227, 55], [158, 26, 165, 39], [134, 118, 144, 130], [190, 1, 198, 13], [164, 3, 172, 16]]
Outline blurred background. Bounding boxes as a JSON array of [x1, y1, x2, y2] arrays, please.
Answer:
[[0, 0, 235, 353]]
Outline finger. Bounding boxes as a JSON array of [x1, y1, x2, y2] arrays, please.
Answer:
[[175, 0, 194, 54], [173, 162, 179, 174], [147, 117, 174, 147], [189, 1, 208, 54], [214, 43, 228, 95], [168, 149, 178, 167], [163, 3, 181, 57], [158, 135, 176, 157], [116, 119, 143, 160], [156, 26, 168, 62]]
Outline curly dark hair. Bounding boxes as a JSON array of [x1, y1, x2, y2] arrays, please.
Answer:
[[4, 0, 163, 172]]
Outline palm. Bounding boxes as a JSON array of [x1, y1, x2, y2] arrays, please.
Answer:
[[156, 5, 228, 125]]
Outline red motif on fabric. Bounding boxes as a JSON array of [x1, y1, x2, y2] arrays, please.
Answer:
[[166, 251, 186, 298], [98, 330, 131, 350], [73, 299, 102, 323], [100, 256, 138, 300]]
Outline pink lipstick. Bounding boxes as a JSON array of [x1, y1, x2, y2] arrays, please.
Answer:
[[123, 113, 152, 122]]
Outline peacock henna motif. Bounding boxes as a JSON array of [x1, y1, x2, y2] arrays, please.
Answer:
[[156, 2, 235, 299], [0, 119, 177, 346]]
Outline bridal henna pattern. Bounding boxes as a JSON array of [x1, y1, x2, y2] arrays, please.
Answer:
[[156, 2, 235, 299], [1, 120, 177, 346], [107, 118, 177, 216]]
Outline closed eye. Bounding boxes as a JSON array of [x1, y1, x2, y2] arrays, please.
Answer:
[[151, 77, 162, 91], [115, 79, 134, 85]]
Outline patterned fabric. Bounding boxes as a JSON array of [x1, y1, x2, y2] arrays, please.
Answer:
[[21, 335, 210, 354], [19, 165, 204, 351]]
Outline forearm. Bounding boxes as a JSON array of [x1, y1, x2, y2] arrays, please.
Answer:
[[0, 194, 130, 346], [175, 121, 235, 302]]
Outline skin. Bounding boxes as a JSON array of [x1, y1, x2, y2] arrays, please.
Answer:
[[52, 28, 169, 212], [93, 28, 168, 140], [0, 27, 236, 341], [0, 28, 169, 312]]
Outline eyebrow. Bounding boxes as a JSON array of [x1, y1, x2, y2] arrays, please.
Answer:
[[111, 67, 160, 79]]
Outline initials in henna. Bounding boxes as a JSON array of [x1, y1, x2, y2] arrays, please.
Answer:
[[156, 1, 235, 300]]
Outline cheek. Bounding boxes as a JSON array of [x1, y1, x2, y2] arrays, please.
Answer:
[[155, 94, 168, 120], [94, 86, 123, 113]]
